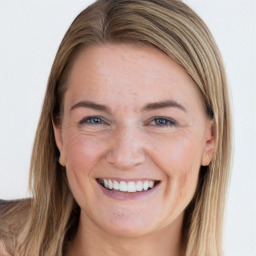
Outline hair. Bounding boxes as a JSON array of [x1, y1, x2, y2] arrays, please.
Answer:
[[14, 0, 232, 255]]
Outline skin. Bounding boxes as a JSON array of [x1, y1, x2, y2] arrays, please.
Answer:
[[53, 44, 215, 256]]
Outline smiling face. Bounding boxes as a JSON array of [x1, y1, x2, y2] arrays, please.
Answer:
[[53, 43, 214, 238]]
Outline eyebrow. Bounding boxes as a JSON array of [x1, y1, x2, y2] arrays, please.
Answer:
[[70, 100, 187, 113], [142, 100, 187, 113], [70, 101, 111, 113]]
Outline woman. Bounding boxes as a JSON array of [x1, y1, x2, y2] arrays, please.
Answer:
[[0, 0, 232, 255]]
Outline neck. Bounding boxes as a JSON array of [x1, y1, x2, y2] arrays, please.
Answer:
[[66, 212, 185, 256]]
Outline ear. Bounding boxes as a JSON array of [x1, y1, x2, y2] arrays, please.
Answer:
[[52, 119, 66, 166], [201, 120, 215, 166]]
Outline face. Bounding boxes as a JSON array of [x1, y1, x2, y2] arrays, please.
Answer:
[[54, 44, 214, 238]]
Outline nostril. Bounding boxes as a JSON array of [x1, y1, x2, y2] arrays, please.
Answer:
[[105, 148, 145, 169]]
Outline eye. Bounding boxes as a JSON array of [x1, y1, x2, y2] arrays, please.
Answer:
[[79, 116, 106, 125], [151, 117, 176, 127]]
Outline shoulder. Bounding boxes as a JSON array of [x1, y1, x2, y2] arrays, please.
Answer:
[[0, 238, 11, 256], [0, 198, 31, 256], [0, 199, 31, 215]]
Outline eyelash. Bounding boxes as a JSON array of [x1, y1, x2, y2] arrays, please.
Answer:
[[79, 116, 106, 125], [150, 117, 176, 127], [79, 116, 177, 128]]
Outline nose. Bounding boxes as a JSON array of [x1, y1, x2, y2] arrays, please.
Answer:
[[105, 124, 146, 170]]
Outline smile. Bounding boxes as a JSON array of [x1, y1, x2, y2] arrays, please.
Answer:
[[96, 178, 160, 193]]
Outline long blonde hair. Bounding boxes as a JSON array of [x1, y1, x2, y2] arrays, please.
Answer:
[[16, 0, 232, 255]]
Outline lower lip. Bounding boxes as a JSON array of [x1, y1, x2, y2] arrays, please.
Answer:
[[97, 182, 161, 201]]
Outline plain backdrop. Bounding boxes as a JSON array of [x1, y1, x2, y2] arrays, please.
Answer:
[[0, 0, 255, 255]]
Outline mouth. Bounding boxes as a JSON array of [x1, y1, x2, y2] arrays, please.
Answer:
[[96, 178, 160, 193]]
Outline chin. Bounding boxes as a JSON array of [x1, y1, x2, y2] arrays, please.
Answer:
[[97, 209, 158, 238], [102, 223, 153, 238]]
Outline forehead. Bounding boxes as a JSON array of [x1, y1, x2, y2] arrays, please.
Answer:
[[64, 43, 204, 113]]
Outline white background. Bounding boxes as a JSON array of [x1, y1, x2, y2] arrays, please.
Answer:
[[0, 0, 255, 255]]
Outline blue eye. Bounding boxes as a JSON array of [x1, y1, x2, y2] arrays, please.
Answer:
[[79, 116, 105, 125], [153, 117, 176, 127]]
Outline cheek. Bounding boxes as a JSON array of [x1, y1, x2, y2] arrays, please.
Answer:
[[64, 132, 104, 171], [62, 130, 107, 194], [62, 130, 107, 207], [149, 133, 202, 203], [169, 137, 202, 206], [151, 133, 203, 174], [175, 162, 199, 199]]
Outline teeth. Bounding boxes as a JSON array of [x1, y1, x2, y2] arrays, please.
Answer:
[[143, 180, 149, 191], [104, 179, 108, 188], [148, 180, 154, 188], [136, 181, 143, 192], [113, 180, 120, 191], [108, 180, 113, 190], [120, 181, 128, 192], [99, 179, 158, 192], [127, 181, 136, 192]]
